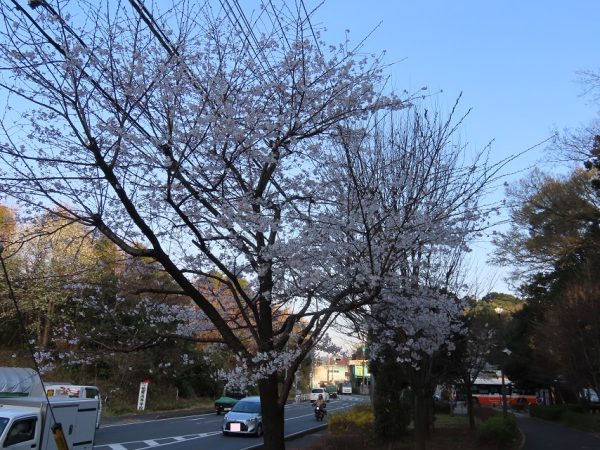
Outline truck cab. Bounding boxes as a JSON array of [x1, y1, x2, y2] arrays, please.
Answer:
[[0, 406, 41, 450]]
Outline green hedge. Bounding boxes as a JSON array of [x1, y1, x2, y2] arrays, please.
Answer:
[[476, 414, 519, 448], [328, 403, 375, 435], [530, 405, 600, 433], [529, 404, 566, 421]]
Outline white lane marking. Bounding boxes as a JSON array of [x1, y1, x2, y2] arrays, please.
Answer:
[[101, 412, 216, 428], [94, 431, 222, 450]]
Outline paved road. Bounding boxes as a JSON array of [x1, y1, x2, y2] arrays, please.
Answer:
[[517, 416, 600, 450], [94, 395, 365, 450]]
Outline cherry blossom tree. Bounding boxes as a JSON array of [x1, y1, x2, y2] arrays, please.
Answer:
[[337, 104, 498, 450], [0, 1, 410, 447], [0, 2, 496, 448]]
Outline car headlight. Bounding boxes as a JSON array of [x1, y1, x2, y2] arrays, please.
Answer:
[[247, 417, 257, 423], [224, 413, 229, 420]]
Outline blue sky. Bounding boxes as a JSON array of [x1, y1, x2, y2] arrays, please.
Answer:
[[312, 1, 600, 294]]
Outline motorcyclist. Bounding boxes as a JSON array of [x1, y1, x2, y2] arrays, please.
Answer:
[[314, 394, 326, 418]]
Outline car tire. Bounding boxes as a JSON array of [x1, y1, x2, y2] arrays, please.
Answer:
[[255, 424, 263, 437], [222, 431, 229, 437], [216, 410, 221, 415]]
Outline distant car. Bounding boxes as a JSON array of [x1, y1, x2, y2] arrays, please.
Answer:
[[310, 388, 329, 403], [214, 391, 245, 415], [222, 396, 263, 437], [325, 385, 338, 399]]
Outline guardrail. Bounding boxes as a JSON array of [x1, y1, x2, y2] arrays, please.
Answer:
[[294, 393, 311, 403]]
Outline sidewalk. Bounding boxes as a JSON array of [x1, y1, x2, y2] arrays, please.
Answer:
[[517, 415, 600, 450]]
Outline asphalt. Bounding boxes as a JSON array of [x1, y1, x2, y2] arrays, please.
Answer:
[[516, 415, 600, 450], [101, 405, 328, 449], [103, 407, 600, 450]]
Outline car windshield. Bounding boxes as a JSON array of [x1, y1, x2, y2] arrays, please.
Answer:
[[0, 417, 8, 436], [232, 400, 260, 413]]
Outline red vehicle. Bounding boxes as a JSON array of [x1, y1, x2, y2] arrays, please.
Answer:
[[470, 371, 537, 407]]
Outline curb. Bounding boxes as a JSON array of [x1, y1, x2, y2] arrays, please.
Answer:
[[241, 423, 329, 450], [517, 425, 526, 450]]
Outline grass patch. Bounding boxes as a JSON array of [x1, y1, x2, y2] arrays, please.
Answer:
[[304, 413, 520, 450], [104, 395, 214, 416]]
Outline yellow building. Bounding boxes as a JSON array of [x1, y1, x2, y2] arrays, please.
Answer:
[[312, 364, 348, 387]]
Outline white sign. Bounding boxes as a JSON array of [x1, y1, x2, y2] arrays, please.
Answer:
[[137, 381, 149, 411]]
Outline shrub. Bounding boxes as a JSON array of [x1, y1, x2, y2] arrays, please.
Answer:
[[476, 414, 519, 448], [529, 404, 566, 421], [433, 399, 452, 414], [473, 406, 499, 422], [329, 403, 375, 436], [371, 358, 411, 440]]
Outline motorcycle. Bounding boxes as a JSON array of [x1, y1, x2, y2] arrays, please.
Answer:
[[314, 404, 326, 421]]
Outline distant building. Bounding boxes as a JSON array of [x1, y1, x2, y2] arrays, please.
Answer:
[[312, 364, 347, 387], [349, 359, 371, 392]]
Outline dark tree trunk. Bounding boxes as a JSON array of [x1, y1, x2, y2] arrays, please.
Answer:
[[414, 388, 427, 450], [259, 374, 285, 450], [466, 381, 476, 429]]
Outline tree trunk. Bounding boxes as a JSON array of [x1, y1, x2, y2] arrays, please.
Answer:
[[413, 388, 427, 450], [259, 374, 286, 450], [40, 300, 54, 349], [466, 381, 475, 429]]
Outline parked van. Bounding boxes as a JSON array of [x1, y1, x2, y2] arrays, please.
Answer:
[[45, 384, 102, 428]]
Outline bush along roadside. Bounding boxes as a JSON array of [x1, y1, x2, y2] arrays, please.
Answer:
[[476, 413, 519, 449], [530, 405, 600, 433], [328, 403, 375, 435]]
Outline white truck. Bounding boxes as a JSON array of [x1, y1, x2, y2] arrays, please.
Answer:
[[0, 368, 102, 429], [44, 384, 102, 429], [0, 396, 97, 450]]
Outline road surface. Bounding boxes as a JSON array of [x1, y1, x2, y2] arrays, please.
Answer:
[[94, 395, 365, 450]]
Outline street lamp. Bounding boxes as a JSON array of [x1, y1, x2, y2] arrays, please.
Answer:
[[500, 348, 512, 415], [494, 307, 511, 416], [361, 345, 366, 389]]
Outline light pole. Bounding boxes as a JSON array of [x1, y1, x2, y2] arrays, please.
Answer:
[[494, 307, 511, 416], [500, 348, 512, 416], [361, 345, 365, 383]]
